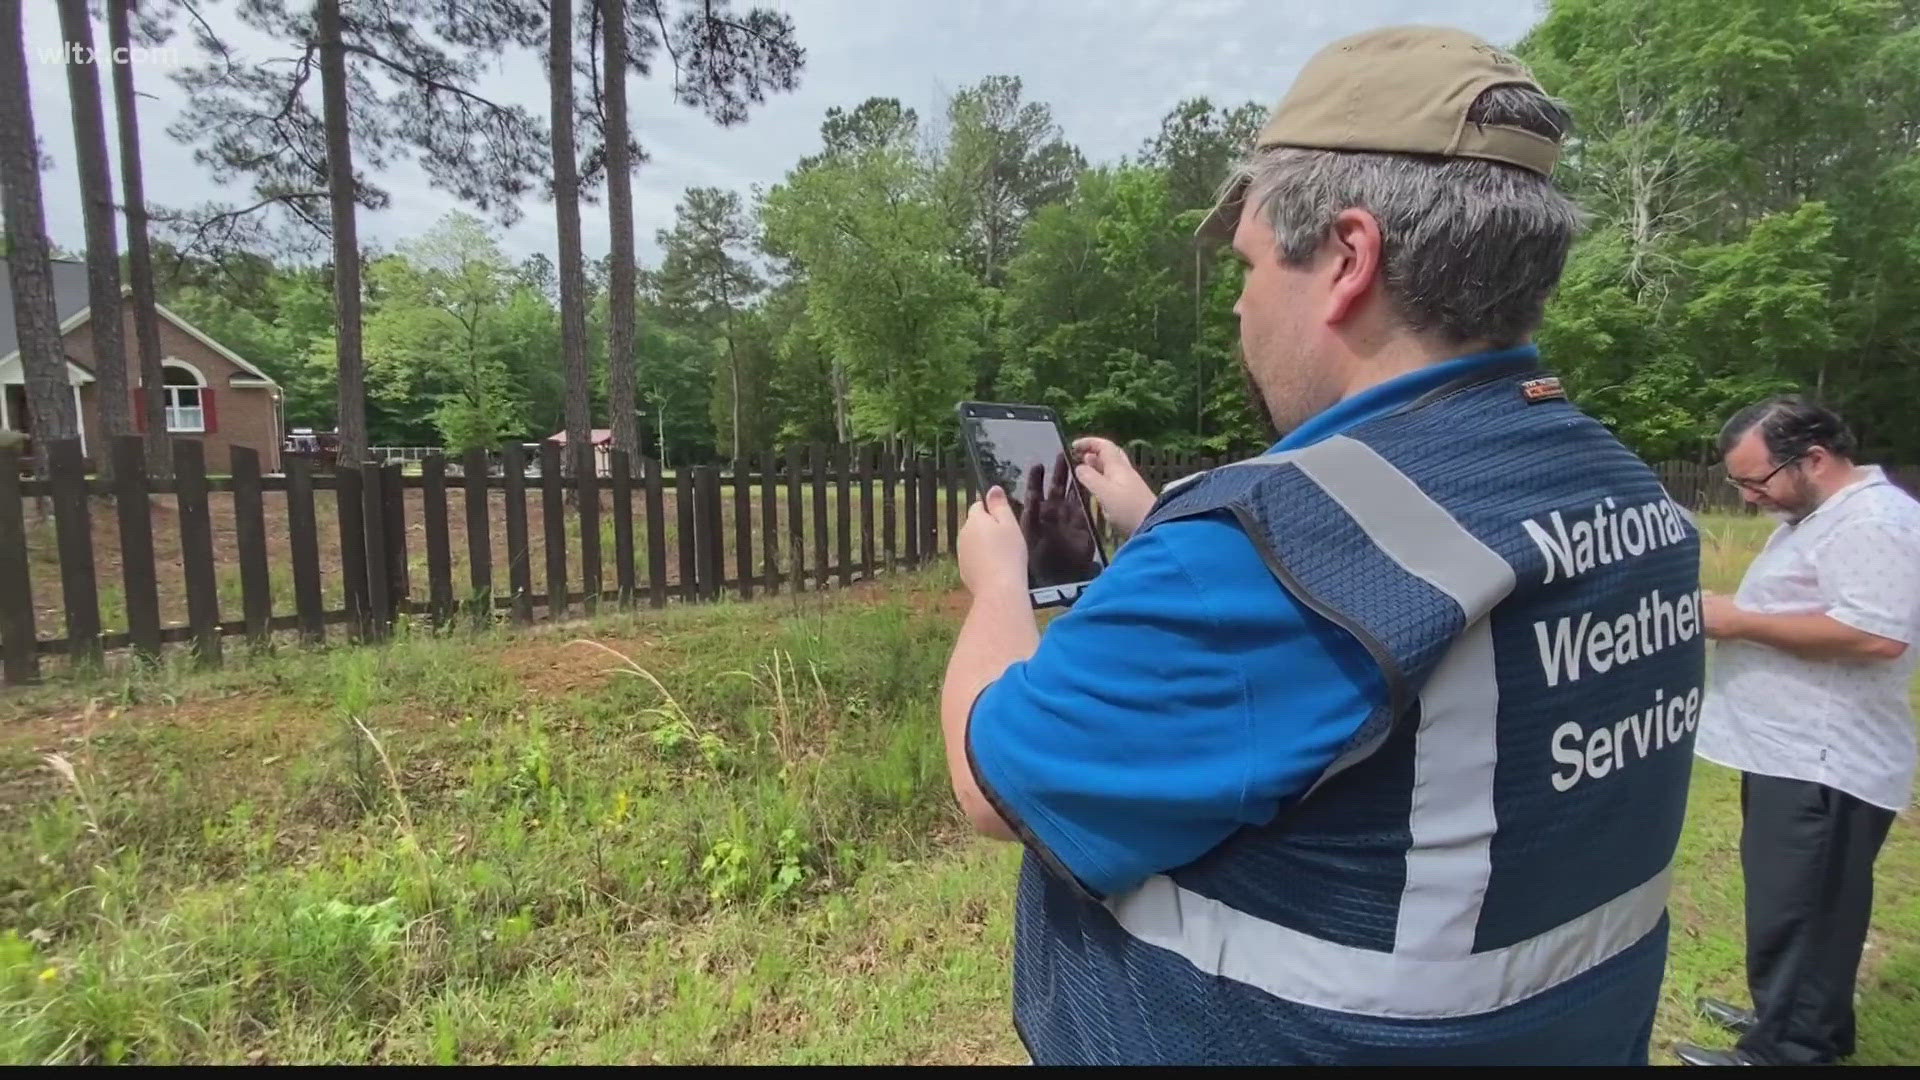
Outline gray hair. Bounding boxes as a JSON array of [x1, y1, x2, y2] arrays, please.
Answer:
[[1228, 85, 1585, 347]]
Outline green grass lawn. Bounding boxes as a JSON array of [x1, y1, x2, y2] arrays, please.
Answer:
[[1, 515, 1914, 1064]]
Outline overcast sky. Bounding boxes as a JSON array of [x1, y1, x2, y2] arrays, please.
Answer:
[[20, 0, 1543, 269]]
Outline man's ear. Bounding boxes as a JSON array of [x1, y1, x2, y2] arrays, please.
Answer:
[[1324, 208, 1385, 327]]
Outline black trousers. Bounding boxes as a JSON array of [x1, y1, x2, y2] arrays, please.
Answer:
[[1737, 772, 1896, 1065]]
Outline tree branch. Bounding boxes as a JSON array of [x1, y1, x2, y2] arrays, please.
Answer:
[[340, 43, 521, 115], [652, 1, 682, 93], [704, 12, 782, 49], [177, 0, 237, 76], [162, 191, 331, 260], [273, 46, 319, 124]]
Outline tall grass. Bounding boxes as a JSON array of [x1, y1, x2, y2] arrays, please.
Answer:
[[1, 569, 960, 1064]]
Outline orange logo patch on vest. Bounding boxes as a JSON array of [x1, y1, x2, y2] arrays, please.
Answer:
[[1520, 376, 1566, 403]]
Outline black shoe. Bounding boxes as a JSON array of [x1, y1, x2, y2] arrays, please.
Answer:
[[1674, 1042, 1761, 1066], [1697, 996, 1756, 1035]]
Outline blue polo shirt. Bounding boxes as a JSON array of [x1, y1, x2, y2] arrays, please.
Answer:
[[968, 345, 1542, 898]]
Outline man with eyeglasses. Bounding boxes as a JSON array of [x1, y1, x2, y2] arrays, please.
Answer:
[[1682, 396, 1920, 1067]]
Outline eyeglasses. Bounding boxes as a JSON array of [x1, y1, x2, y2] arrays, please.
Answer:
[[1724, 453, 1805, 493]]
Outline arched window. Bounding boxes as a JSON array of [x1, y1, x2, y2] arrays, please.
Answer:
[[161, 360, 208, 433]]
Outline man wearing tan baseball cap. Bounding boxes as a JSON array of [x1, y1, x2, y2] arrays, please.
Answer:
[[944, 25, 1702, 1065]]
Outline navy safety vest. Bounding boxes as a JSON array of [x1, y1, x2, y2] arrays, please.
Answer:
[[1010, 361, 1706, 1065]]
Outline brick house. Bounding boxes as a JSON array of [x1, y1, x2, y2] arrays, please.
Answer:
[[1, 258, 285, 471]]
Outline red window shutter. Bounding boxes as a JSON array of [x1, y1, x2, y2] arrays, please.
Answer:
[[202, 388, 217, 434], [132, 389, 146, 432]]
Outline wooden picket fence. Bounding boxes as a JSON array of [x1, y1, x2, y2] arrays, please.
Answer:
[[12, 435, 1907, 689], [0, 437, 1230, 686]]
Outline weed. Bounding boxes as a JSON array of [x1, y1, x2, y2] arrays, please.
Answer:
[[40, 753, 103, 842], [699, 817, 814, 908], [571, 638, 733, 770]]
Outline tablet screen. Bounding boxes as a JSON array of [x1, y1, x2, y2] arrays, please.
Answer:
[[960, 413, 1107, 597]]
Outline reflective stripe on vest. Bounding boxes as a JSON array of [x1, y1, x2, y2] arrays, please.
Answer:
[[1111, 434, 1675, 1017], [1107, 864, 1672, 1020]]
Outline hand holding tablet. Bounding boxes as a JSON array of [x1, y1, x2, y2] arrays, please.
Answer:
[[956, 402, 1110, 608]]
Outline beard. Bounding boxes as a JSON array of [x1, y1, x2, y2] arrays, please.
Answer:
[[1779, 473, 1822, 524], [1763, 470, 1822, 525]]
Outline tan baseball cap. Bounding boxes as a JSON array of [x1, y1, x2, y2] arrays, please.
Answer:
[[1198, 25, 1562, 242]]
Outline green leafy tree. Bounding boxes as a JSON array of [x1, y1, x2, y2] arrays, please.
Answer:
[[364, 212, 529, 452], [999, 165, 1224, 446], [761, 280, 839, 444], [1138, 97, 1266, 226], [632, 286, 715, 467], [936, 75, 1082, 288], [1521, 0, 1920, 461], [934, 76, 1082, 395], [761, 116, 980, 451], [655, 187, 762, 463], [706, 307, 780, 458]]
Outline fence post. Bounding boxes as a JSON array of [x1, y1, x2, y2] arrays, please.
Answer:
[[734, 459, 753, 600], [0, 444, 39, 685], [810, 442, 830, 591], [902, 450, 919, 568], [944, 452, 959, 555], [337, 465, 370, 641], [676, 466, 697, 602], [541, 441, 567, 618], [47, 439, 101, 666], [463, 448, 494, 625], [174, 439, 223, 665], [422, 453, 453, 628], [859, 443, 876, 581], [642, 453, 667, 608], [611, 448, 636, 606], [760, 446, 780, 595], [111, 436, 162, 660], [882, 446, 897, 572], [231, 445, 274, 649], [501, 444, 534, 624], [382, 460, 408, 625], [576, 442, 602, 613], [360, 460, 392, 642], [697, 464, 723, 601], [919, 455, 938, 564], [835, 444, 852, 588], [786, 445, 806, 592], [286, 455, 326, 643]]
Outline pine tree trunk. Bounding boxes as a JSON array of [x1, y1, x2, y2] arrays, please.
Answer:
[[549, 0, 591, 474], [604, 0, 640, 460], [58, 0, 130, 477], [317, 0, 365, 466], [108, 0, 168, 477], [0, 0, 78, 476]]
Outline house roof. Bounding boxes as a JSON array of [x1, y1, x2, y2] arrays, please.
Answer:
[[549, 429, 615, 445], [0, 257, 280, 388], [0, 258, 91, 359]]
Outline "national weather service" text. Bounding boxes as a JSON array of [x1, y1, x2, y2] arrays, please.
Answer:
[[1522, 492, 1702, 793]]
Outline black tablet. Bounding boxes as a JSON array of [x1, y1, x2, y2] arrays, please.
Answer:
[[956, 401, 1109, 608]]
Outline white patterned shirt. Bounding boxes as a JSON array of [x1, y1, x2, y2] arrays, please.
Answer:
[[1696, 466, 1920, 810]]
